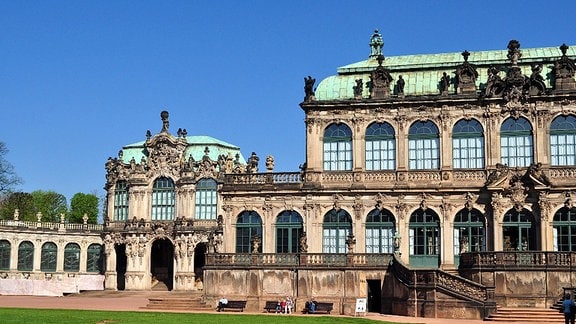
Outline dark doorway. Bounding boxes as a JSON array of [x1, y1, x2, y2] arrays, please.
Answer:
[[115, 244, 127, 291], [194, 242, 206, 282], [367, 279, 382, 313], [150, 238, 174, 290]]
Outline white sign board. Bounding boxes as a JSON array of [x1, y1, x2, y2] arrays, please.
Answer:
[[355, 298, 367, 313]]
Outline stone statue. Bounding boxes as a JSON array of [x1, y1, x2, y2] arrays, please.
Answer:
[[396, 75, 405, 95], [440, 72, 451, 94], [265, 155, 275, 172], [354, 79, 363, 99], [299, 232, 308, 253], [247, 152, 259, 173], [304, 76, 316, 102], [369, 29, 384, 58], [160, 110, 169, 132]]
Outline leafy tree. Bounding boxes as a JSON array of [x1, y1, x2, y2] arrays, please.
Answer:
[[0, 142, 22, 196], [0, 192, 34, 221], [70, 192, 99, 224], [31, 190, 68, 222]]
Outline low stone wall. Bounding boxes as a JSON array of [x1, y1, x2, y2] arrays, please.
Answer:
[[0, 273, 104, 296]]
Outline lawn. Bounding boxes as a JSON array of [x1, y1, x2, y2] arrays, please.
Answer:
[[0, 308, 399, 324]]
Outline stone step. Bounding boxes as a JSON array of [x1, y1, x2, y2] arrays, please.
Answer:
[[144, 296, 212, 312], [485, 307, 564, 322]]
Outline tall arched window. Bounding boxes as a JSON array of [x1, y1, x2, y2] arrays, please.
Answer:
[[453, 208, 486, 255], [276, 210, 303, 253], [322, 209, 352, 253], [114, 180, 129, 221], [553, 207, 576, 251], [41, 242, 57, 272], [0, 240, 10, 270], [323, 123, 353, 171], [550, 115, 576, 166], [503, 208, 536, 251], [409, 208, 440, 268], [195, 178, 218, 220], [408, 121, 440, 170], [365, 122, 396, 170], [64, 243, 81, 272], [152, 177, 175, 221], [453, 119, 485, 168], [17, 241, 34, 271], [86, 244, 103, 273], [236, 211, 262, 253], [365, 208, 395, 253], [501, 117, 533, 167]]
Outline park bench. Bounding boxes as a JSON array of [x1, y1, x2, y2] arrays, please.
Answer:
[[217, 300, 247, 312], [302, 301, 333, 314], [264, 300, 281, 313]]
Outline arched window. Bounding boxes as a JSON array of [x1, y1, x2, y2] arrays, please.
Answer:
[[0, 240, 11, 270], [236, 211, 262, 253], [152, 177, 175, 221], [276, 210, 303, 253], [86, 244, 103, 273], [365, 208, 395, 253], [408, 121, 440, 170], [195, 178, 218, 220], [453, 208, 486, 255], [553, 207, 576, 251], [114, 180, 129, 221], [409, 208, 440, 268], [550, 115, 576, 166], [323, 123, 353, 171], [365, 122, 396, 170], [501, 117, 533, 167], [503, 208, 536, 251], [322, 209, 352, 253], [17, 241, 34, 271], [64, 243, 81, 272], [41, 242, 58, 272], [452, 119, 485, 168]]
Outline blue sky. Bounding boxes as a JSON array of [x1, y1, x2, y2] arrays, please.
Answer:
[[1, 1, 575, 205]]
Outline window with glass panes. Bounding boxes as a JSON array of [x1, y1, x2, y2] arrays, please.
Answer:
[[323, 123, 353, 171], [151, 177, 175, 221], [408, 121, 440, 170], [276, 210, 303, 253], [322, 209, 352, 253], [64, 243, 80, 272], [409, 209, 440, 255], [41, 242, 57, 272], [452, 119, 485, 169], [365, 122, 396, 170], [86, 244, 103, 273], [553, 207, 576, 251], [502, 208, 536, 251], [17, 241, 34, 271], [550, 115, 576, 166], [114, 180, 129, 221], [195, 178, 217, 220], [236, 211, 262, 253], [453, 208, 486, 255], [0, 240, 10, 270], [365, 208, 395, 253], [500, 117, 533, 167]]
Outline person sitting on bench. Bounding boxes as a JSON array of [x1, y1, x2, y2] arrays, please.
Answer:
[[217, 296, 228, 311]]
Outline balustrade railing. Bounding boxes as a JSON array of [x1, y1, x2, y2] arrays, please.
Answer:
[[223, 172, 302, 185], [0, 219, 103, 232], [205, 253, 393, 268], [460, 251, 576, 269]]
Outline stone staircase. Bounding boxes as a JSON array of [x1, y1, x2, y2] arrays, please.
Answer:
[[143, 291, 213, 312], [484, 307, 564, 322]]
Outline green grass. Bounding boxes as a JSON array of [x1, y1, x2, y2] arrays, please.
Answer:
[[0, 308, 398, 324]]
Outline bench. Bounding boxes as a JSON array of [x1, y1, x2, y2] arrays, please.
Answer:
[[302, 301, 333, 314], [264, 300, 281, 313], [217, 300, 247, 312]]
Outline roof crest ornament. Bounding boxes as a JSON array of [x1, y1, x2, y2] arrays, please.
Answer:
[[369, 29, 383, 59], [160, 110, 170, 133]]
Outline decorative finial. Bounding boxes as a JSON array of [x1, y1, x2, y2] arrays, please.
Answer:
[[369, 29, 384, 58], [461, 50, 470, 62], [160, 110, 169, 132], [377, 54, 384, 66], [560, 43, 569, 56], [507, 40, 522, 66]]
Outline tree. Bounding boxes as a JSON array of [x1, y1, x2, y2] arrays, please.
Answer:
[[31, 190, 68, 223], [0, 142, 22, 196], [0, 192, 34, 221], [69, 192, 99, 224]]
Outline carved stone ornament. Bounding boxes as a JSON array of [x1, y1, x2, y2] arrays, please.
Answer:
[[456, 50, 478, 94], [370, 55, 393, 99], [506, 180, 527, 212], [554, 44, 576, 92], [332, 194, 345, 211]]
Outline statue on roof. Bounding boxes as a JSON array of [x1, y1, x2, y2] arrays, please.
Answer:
[[527, 63, 546, 96], [396, 75, 405, 96], [354, 79, 363, 99], [440, 72, 451, 95], [304, 76, 316, 102], [369, 55, 393, 99], [369, 29, 384, 58], [507, 40, 522, 66], [456, 50, 478, 94], [160, 110, 169, 133], [554, 44, 576, 92]]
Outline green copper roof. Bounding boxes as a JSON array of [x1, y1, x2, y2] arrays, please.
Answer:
[[120, 135, 246, 164], [315, 45, 576, 100]]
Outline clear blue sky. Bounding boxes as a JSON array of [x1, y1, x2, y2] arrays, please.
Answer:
[[2, 1, 575, 205]]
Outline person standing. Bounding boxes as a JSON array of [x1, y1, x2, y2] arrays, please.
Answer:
[[563, 294, 575, 324]]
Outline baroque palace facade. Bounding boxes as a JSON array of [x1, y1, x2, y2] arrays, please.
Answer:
[[1, 31, 576, 319]]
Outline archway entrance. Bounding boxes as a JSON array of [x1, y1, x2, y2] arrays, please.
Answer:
[[150, 238, 174, 290], [115, 244, 126, 291]]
